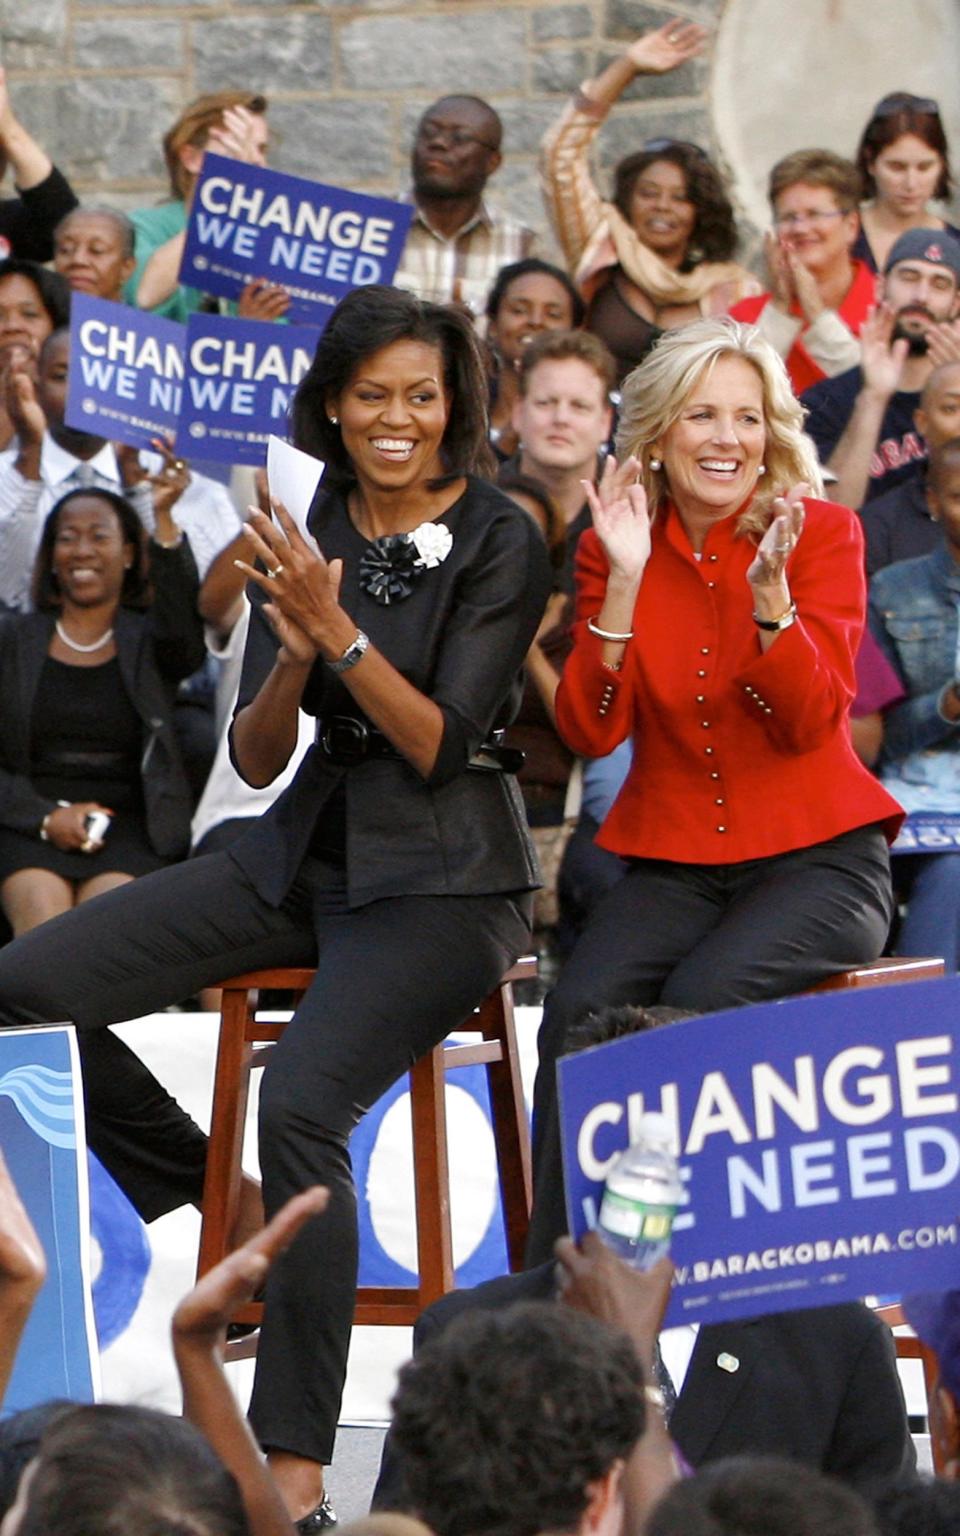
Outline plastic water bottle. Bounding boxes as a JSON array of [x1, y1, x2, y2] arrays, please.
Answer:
[[597, 1113, 683, 1270]]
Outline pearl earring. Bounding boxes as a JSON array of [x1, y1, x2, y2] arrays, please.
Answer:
[[757, 465, 766, 476], [329, 415, 338, 425], [649, 458, 662, 471]]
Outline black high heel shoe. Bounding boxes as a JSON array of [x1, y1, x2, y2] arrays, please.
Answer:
[[295, 1493, 338, 1532]]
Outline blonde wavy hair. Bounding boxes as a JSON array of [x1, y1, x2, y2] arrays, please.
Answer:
[[615, 317, 823, 540]]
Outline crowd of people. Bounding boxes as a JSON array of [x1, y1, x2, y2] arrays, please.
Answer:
[[0, 13, 959, 1536]]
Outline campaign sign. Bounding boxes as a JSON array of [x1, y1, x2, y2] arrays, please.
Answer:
[[66, 294, 185, 451], [0, 1026, 98, 1414], [891, 812, 960, 855], [180, 155, 413, 324], [559, 979, 960, 1327], [176, 313, 323, 466]]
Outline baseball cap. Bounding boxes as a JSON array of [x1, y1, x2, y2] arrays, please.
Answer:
[[884, 228, 960, 282]]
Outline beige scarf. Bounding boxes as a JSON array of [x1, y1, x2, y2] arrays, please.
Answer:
[[579, 200, 758, 310]]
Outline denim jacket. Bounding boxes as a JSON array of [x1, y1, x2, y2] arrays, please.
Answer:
[[868, 545, 960, 806]]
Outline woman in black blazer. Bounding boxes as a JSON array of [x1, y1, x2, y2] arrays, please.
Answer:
[[0, 285, 552, 1529], [0, 486, 202, 934]]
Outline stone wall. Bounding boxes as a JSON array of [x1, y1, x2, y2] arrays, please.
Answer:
[[2, 0, 958, 264], [0, 0, 719, 259]]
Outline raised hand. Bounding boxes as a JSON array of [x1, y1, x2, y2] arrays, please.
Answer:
[[786, 249, 826, 324], [234, 502, 345, 665], [174, 1187, 328, 1349], [925, 318, 960, 368], [859, 303, 909, 399], [238, 278, 291, 323], [555, 1231, 673, 1364], [207, 105, 266, 166], [764, 232, 796, 314], [5, 366, 45, 446], [145, 435, 192, 523], [626, 18, 708, 74], [583, 454, 652, 588], [747, 484, 807, 590]]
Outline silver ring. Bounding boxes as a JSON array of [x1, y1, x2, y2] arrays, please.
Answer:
[[773, 543, 792, 553], [266, 563, 285, 580]]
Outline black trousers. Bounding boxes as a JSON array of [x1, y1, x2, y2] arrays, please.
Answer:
[[525, 825, 894, 1266], [0, 850, 531, 1463]]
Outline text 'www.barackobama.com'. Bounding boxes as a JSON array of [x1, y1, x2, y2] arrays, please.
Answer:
[[674, 1222, 959, 1286]]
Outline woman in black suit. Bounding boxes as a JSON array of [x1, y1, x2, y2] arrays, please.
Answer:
[[0, 486, 202, 935], [0, 285, 551, 1530]]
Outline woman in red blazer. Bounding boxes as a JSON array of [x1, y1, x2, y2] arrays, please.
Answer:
[[526, 315, 904, 1262]]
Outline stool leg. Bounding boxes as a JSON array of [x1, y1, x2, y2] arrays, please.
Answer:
[[197, 986, 255, 1279], [409, 1046, 455, 1306], [476, 981, 532, 1271]]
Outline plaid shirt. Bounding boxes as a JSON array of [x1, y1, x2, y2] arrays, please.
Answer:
[[392, 193, 538, 317]]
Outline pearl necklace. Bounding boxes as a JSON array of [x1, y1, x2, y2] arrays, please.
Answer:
[[55, 619, 115, 654]]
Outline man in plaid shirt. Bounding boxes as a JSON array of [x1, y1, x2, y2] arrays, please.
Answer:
[[393, 94, 538, 319]]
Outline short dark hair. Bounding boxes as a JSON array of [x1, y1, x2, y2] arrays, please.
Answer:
[[768, 150, 862, 214], [419, 95, 503, 152], [292, 284, 496, 492], [646, 1457, 879, 1536], [17, 1403, 250, 1536], [0, 257, 71, 330], [563, 1002, 699, 1055], [55, 206, 136, 261], [33, 488, 151, 612], [856, 93, 952, 202], [613, 144, 738, 267], [485, 258, 585, 328], [517, 329, 616, 398], [390, 1301, 646, 1536], [873, 1474, 960, 1536]]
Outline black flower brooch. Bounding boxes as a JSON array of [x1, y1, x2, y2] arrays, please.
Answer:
[[357, 521, 453, 604]]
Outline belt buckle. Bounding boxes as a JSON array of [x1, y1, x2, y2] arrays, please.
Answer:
[[320, 715, 369, 765]]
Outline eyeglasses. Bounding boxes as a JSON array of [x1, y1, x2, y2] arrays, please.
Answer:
[[873, 93, 940, 119], [773, 208, 847, 230], [642, 137, 709, 161], [416, 121, 498, 152]]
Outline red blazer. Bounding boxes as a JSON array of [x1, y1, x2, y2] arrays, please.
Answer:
[[556, 497, 903, 865], [729, 260, 876, 395]]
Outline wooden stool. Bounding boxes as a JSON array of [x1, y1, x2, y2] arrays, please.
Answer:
[[812, 956, 945, 991], [197, 957, 536, 1340]]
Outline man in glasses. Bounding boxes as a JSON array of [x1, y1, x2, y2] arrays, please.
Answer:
[[802, 230, 960, 510], [393, 95, 537, 318], [730, 149, 873, 396]]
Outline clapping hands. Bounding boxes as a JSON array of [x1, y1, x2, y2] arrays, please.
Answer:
[[582, 455, 652, 588]]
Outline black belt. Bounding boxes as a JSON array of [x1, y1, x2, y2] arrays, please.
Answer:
[[314, 715, 524, 773]]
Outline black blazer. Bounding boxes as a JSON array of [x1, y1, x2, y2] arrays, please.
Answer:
[[0, 541, 205, 859], [372, 1263, 915, 1506], [228, 478, 553, 907]]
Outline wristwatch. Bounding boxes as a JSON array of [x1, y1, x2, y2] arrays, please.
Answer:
[[327, 629, 369, 674]]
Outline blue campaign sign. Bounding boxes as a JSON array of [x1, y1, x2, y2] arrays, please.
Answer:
[[180, 155, 414, 324], [176, 313, 323, 466], [66, 293, 185, 450], [0, 1026, 98, 1414], [891, 812, 960, 855], [559, 979, 960, 1327]]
